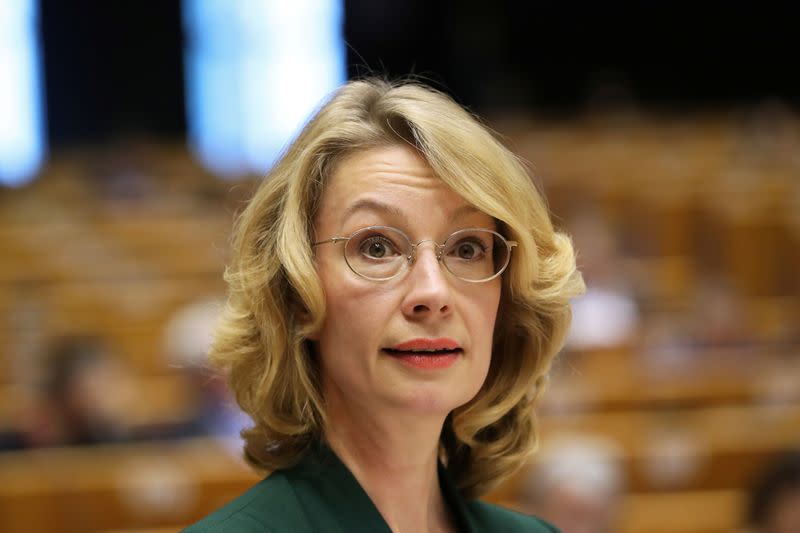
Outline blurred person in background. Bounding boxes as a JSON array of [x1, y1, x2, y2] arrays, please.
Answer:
[[745, 450, 800, 533], [565, 208, 639, 352], [163, 296, 250, 445], [24, 335, 137, 447], [184, 78, 584, 532], [519, 434, 624, 533]]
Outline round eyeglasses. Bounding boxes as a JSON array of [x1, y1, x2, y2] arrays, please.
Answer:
[[312, 226, 517, 283]]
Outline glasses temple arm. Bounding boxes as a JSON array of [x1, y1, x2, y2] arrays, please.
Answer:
[[311, 236, 349, 247]]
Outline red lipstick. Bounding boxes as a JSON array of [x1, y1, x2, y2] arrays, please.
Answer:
[[389, 338, 461, 351], [383, 338, 462, 369]]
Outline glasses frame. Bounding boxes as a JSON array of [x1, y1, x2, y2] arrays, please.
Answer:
[[312, 225, 517, 283]]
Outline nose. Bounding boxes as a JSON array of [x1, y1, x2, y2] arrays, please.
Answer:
[[400, 243, 452, 320]]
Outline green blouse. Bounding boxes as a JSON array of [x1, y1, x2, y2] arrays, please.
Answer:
[[183, 445, 558, 532]]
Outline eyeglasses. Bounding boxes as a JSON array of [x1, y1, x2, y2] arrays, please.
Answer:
[[312, 226, 517, 283]]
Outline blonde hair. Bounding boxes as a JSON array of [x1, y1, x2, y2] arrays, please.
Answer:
[[211, 78, 584, 498]]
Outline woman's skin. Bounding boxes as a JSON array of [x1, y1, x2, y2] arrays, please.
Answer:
[[311, 144, 502, 533]]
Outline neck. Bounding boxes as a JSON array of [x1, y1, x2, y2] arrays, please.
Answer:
[[323, 395, 456, 533]]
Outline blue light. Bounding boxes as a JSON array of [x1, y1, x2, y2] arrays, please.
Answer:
[[183, 0, 345, 178], [0, 0, 46, 186]]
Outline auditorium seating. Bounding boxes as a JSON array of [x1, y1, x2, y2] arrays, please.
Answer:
[[0, 115, 797, 532]]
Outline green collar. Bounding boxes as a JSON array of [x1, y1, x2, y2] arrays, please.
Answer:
[[285, 444, 476, 533]]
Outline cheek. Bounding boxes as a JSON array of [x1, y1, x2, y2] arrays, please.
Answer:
[[473, 285, 502, 364], [317, 276, 394, 357], [472, 282, 501, 333]]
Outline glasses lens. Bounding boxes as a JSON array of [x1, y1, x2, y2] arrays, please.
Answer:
[[443, 229, 509, 281], [344, 226, 410, 280]]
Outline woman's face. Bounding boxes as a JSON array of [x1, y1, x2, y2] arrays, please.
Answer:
[[312, 144, 502, 417]]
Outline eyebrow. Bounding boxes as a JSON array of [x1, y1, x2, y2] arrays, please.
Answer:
[[450, 204, 483, 221], [340, 198, 483, 228], [341, 199, 409, 228]]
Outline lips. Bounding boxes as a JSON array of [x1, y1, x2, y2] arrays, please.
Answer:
[[383, 337, 462, 355], [382, 338, 462, 370]]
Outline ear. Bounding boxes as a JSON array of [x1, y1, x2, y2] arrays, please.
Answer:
[[290, 297, 319, 341], [300, 311, 320, 341]]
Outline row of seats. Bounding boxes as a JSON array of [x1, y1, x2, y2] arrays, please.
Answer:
[[0, 117, 797, 531], [0, 425, 765, 532]]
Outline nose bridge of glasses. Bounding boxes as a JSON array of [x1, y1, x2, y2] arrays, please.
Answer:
[[409, 239, 445, 263]]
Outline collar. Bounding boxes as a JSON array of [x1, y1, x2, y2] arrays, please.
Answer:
[[286, 443, 476, 533]]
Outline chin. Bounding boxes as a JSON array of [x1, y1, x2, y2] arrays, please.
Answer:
[[393, 385, 479, 416]]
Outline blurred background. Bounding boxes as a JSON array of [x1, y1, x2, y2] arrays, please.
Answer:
[[1, 1, 798, 532]]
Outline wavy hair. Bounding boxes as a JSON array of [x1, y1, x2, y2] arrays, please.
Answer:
[[211, 78, 584, 498]]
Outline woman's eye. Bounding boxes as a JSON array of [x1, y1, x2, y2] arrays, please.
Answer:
[[452, 240, 485, 260], [360, 237, 397, 259]]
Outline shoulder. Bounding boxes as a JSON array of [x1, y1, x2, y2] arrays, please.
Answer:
[[182, 472, 306, 533], [466, 500, 560, 533]]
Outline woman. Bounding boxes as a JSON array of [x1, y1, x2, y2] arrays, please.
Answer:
[[185, 78, 584, 532]]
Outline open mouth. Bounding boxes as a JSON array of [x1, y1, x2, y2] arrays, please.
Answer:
[[381, 346, 462, 369], [382, 347, 463, 356]]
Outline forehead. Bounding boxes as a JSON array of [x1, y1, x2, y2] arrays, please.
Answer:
[[317, 145, 487, 230], [327, 144, 442, 196]]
